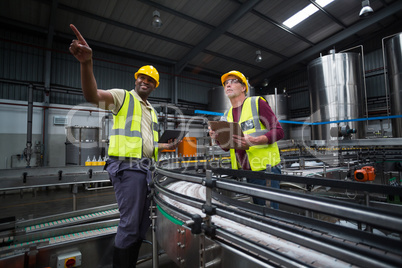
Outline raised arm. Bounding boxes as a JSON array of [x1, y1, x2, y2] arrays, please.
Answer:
[[69, 24, 114, 110]]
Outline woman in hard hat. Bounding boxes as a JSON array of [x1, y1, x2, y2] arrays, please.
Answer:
[[69, 24, 177, 268]]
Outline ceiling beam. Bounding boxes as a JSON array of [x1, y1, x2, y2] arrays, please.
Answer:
[[250, 10, 315, 46], [251, 0, 402, 83], [141, 0, 288, 61], [138, 0, 214, 30], [309, 0, 347, 29], [37, 0, 266, 75], [233, 0, 316, 46], [225, 32, 288, 60], [55, 2, 193, 49], [204, 50, 266, 71], [174, 0, 263, 74], [0, 16, 178, 66]]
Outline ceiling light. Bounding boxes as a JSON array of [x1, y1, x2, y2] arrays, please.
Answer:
[[359, 0, 374, 18], [255, 50, 262, 63], [152, 10, 163, 28], [262, 79, 269, 87], [316, 0, 335, 7], [283, 0, 335, 28]]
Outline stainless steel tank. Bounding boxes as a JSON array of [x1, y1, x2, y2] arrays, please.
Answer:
[[208, 86, 231, 114], [307, 50, 366, 140], [65, 126, 102, 165], [263, 94, 289, 139], [385, 32, 402, 137]]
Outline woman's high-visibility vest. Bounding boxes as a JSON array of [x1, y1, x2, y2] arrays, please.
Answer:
[[108, 91, 159, 160], [222, 96, 281, 171]]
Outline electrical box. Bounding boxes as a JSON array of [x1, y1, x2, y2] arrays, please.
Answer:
[[178, 137, 197, 157], [57, 251, 82, 267]]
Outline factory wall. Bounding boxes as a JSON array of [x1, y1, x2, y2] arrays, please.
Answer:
[[0, 100, 106, 169], [0, 100, 43, 169], [177, 71, 216, 105], [0, 26, 214, 106]]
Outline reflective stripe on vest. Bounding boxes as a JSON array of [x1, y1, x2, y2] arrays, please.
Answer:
[[226, 96, 281, 171], [108, 91, 158, 160], [151, 107, 159, 161]]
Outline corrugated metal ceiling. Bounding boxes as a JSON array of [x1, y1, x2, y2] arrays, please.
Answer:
[[1, 0, 402, 86]]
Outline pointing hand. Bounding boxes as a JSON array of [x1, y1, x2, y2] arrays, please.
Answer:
[[69, 24, 92, 63]]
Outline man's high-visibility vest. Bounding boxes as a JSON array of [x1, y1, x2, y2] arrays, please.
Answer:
[[108, 91, 158, 160]]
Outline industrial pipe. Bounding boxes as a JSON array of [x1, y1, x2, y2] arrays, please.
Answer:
[[24, 84, 33, 167]]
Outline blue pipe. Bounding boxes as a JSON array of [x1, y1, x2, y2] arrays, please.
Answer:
[[194, 110, 402, 126], [279, 115, 402, 126], [194, 110, 224, 116]]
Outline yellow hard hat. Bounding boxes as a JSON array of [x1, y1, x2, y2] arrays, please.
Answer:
[[135, 65, 160, 88], [221, 70, 249, 93]]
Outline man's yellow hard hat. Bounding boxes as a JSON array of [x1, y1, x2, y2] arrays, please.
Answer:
[[221, 70, 249, 93], [135, 65, 160, 88]]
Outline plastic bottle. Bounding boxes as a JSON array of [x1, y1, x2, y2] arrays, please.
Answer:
[[92, 156, 97, 166], [98, 156, 103, 166], [85, 156, 91, 166]]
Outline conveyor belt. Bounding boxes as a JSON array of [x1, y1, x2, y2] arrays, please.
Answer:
[[161, 181, 381, 267], [153, 161, 402, 268], [0, 204, 120, 259], [22, 208, 119, 233], [1, 224, 117, 259]]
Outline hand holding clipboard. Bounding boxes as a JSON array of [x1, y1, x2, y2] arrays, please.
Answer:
[[208, 121, 247, 150]]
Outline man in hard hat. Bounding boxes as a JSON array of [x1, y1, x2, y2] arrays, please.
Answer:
[[209, 70, 284, 207], [69, 24, 177, 267]]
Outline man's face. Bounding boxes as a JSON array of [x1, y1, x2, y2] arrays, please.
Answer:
[[135, 74, 156, 99], [224, 75, 246, 99]]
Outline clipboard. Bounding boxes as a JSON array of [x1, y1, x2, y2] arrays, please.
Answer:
[[159, 129, 188, 143], [208, 121, 244, 149]]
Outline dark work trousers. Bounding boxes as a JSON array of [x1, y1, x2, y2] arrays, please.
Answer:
[[105, 158, 152, 249], [247, 165, 281, 209]]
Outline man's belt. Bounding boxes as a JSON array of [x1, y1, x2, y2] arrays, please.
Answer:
[[108, 156, 153, 168]]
